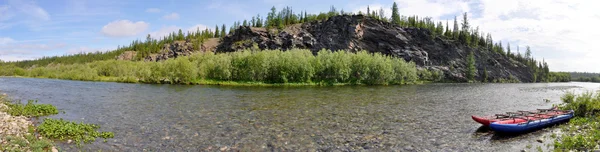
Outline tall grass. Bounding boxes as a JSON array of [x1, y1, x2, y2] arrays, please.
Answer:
[[0, 49, 418, 85]]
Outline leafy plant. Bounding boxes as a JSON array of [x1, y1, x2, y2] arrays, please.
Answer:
[[37, 118, 114, 145], [5, 100, 58, 117]]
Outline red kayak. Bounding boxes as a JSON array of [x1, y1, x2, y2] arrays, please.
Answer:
[[472, 107, 561, 126]]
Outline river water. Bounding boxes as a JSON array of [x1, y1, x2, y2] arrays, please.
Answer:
[[0, 77, 598, 151]]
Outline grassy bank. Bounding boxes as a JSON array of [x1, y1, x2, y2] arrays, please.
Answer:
[[0, 49, 420, 86], [553, 91, 600, 151], [0, 94, 114, 151]]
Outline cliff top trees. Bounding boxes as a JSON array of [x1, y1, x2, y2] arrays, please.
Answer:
[[391, 2, 401, 25]]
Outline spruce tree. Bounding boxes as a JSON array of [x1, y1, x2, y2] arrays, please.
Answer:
[[391, 2, 401, 25], [453, 16, 459, 39], [461, 12, 469, 32], [214, 25, 219, 38], [221, 24, 226, 37], [466, 51, 476, 81], [506, 42, 511, 57]]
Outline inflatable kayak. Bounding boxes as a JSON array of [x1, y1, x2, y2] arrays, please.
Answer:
[[471, 107, 560, 126], [489, 110, 573, 133]]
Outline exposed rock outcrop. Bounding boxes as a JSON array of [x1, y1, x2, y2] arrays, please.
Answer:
[[116, 51, 137, 60], [145, 40, 195, 61], [216, 15, 533, 82], [143, 38, 220, 62]]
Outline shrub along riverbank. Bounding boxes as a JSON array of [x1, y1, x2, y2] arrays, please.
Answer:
[[0, 49, 420, 85], [553, 91, 600, 151], [0, 93, 114, 151]]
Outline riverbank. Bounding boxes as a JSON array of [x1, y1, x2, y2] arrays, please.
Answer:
[[552, 91, 600, 150], [0, 93, 114, 151], [0, 94, 58, 152]]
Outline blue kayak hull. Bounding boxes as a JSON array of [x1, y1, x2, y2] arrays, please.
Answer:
[[489, 111, 574, 133]]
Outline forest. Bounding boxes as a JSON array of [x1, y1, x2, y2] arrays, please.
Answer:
[[570, 72, 600, 82], [0, 2, 570, 84]]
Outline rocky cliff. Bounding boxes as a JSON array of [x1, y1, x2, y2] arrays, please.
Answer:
[[216, 15, 533, 82]]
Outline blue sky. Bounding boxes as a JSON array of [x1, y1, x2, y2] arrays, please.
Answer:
[[1, 0, 598, 72]]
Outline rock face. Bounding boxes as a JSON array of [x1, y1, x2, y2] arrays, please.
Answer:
[[145, 40, 195, 62], [216, 15, 534, 82], [116, 51, 137, 60], [143, 38, 220, 62]]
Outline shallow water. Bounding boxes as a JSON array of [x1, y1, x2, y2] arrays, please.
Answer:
[[0, 77, 598, 151]]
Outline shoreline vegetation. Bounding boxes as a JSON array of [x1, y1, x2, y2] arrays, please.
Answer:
[[0, 93, 114, 151], [0, 49, 426, 86], [552, 91, 600, 151]]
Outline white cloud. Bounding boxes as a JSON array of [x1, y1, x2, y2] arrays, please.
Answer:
[[8, 0, 50, 21], [162, 13, 180, 20], [0, 40, 67, 61], [0, 37, 15, 45], [470, 0, 600, 72], [101, 20, 149, 37], [145, 8, 161, 13]]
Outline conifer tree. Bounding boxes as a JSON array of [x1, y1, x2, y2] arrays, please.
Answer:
[[391, 2, 401, 25], [466, 51, 476, 81], [221, 24, 226, 37], [453, 16, 459, 39], [506, 42, 511, 57], [214, 25, 220, 38]]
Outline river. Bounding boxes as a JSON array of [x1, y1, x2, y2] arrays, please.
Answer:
[[0, 77, 598, 151]]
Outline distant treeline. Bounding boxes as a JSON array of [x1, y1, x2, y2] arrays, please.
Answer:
[[0, 2, 556, 83], [0, 49, 419, 85], [570, 72, 600, 82]]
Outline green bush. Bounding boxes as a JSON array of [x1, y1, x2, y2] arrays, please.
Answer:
[[38, 118, 114, 145], [0, 49, 420, 85], [5, 100, 59, 117]]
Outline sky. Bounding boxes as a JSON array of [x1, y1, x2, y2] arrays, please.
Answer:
[[0, 0, 598, 72]]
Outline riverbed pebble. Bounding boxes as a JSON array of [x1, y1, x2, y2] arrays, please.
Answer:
[[1, 101, 59, 151]]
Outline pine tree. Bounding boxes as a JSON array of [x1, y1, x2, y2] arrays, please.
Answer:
[[391, 2, 401, 25], [379, 8, 386, 21], [453, 16, 459, 39], [466, 51, 476, 81], [444, 20, 450, 37], [525, 46, 532, 59], [506, 42, 511, 57], [177, 29, 184, 40], [461, 12, 469, 32], [221, 24, 226, 37], [367, 5, 370, 16], [214, 25, 219, 38]]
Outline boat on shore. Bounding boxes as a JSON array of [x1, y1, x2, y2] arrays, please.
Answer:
[[489, 110, 574, 133], [471, 107, 561, 126], [472, 107, 574, 133]]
